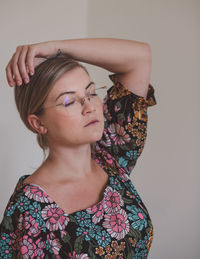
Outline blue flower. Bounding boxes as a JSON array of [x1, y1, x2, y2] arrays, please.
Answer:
[[16, 196, 31, 213], [87, 223, 102, 239], [0, 233, 12, 258], [95, 230, 111, 248], [126, 205, 147, 231], [135, 249, 148, 259], [144, 233, 150, 242], [126, 150, 138, 160], [29, 201, 42, 218], [118, 157, 128, 171], [5, 204, 17, 216], [35, 217, 46, 233], [76, 227, 91, 241], [76, 223, 102, 241], [45, 240, 53, 254], [0, 244, 12, 258], [74, 211, 91, 228], [109, 176, 122, 191], [0, 233, 10, 244], [28, 202, 46, 231], [123, 181, 141, 203], [135, 239, 148, 258]]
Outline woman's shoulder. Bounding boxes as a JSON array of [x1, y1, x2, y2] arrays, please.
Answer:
[[7, 174, 30, 202], [0, 175, 53, 258], [1, 174, 53, 220], [0, 175, 30, 231]]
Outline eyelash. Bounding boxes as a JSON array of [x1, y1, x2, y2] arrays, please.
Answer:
[[63, 93, 98, 107]]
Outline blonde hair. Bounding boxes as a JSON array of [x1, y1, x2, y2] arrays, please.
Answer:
[[14, 55, 88, 159]]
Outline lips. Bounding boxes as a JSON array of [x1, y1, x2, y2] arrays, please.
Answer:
[[84, 119, 99, 127]]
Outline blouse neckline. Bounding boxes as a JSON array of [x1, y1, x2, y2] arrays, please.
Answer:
[[18, 162, 113, 217]]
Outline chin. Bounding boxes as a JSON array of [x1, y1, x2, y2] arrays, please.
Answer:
[[89, 135, 102, 144], [88, 129, 104, 143]]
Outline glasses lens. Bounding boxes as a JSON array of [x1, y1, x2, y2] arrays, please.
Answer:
[[60, 84, 107, 113]]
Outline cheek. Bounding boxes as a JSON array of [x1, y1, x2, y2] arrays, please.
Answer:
[[55, 114, 80, 129], [96, 102, 105, 131], [98, 102, 104, 121], [44, 111, 79, 133], [96, 98, 103, 113]]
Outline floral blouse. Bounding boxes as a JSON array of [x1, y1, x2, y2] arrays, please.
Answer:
[[0, 74, 157, 259]]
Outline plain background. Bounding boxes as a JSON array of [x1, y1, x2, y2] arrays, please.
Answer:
[[0, 1, 199, 258]]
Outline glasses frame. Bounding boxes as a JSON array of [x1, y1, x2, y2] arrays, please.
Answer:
[[36, 85, 107, 115]]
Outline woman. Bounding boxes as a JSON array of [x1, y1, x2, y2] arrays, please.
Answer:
[[1, 38, 157, 258]]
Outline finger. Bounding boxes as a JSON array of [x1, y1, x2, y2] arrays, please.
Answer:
[[5, 60, 15, 87], [33, 57, 47, 67], [18, 45, 30, 84], [11, 46, 23, 86], [26, 45, 36, 76], [26, 64, 30, 75]]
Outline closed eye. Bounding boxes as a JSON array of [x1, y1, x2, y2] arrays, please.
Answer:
[[63, 101, 75, 107]]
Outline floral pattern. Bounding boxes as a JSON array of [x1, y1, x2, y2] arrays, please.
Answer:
[[0, 74, 156, 258], [41, 204, 69, 232]]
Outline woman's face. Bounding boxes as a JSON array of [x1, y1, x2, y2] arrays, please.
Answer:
[[40, 67, 104, 149]]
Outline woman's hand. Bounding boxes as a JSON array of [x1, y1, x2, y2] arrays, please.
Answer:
[[6, 38, 151, 98], [6, 41, 59, 87]]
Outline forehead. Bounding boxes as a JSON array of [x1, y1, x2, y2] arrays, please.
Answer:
[[48, 67, 91, 100]]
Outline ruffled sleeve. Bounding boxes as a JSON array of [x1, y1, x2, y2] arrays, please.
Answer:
[[92, 74, 157, 176]]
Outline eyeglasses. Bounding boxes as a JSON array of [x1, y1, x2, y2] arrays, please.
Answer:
[[38, 84, 107, 115]]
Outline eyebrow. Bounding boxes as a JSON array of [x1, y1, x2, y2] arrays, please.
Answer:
[[55, 81, 95, 101]]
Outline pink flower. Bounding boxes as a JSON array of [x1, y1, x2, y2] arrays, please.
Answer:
[[17, 212, 41, 238], [34, 238, 46, 258], [127, 115, 131, 122], [100, 128, 112, 147], [103, 187, 124, 213], [28, 219, 41, 237], [47, 234, 61, 255], [104, 153, 115, 166], [19, 235, 36, 258], [17, 213, 30, 231], [114, 104, 121, 112], [103, 102, 112, 121], [41, 204, 69, 231], [102, 209, 130, 240], [10, 229, 21, 251], [117, 172, 130, 182], [68, 251, 89, 259], [108, 123, 131, 146], [87, 203, 105, 224], [24, 185, 53, 203]]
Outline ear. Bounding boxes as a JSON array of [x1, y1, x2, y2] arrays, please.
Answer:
[[27, 114, 48, 134]]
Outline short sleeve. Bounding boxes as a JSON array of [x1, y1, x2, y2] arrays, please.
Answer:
[[92, 74, 157, 176]]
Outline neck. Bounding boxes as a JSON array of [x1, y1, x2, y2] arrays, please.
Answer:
[[39, 144, 96, 182]]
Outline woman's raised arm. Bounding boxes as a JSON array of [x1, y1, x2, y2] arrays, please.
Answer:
[[6, 38, 152, 98]]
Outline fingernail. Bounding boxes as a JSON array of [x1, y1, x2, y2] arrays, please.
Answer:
[[24, 78, 29, 84], [30, 71, 34, 76], [17, 80, 22, 86], [9, 81, 14, 87]]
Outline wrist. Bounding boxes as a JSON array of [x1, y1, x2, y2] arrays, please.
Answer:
[[57, 40, 69, 55]]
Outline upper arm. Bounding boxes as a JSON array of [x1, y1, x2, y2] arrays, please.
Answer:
[[114, 56, 152, 100], [92, 73, 157, 177]]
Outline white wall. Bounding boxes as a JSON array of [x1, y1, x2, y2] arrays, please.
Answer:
[[0, 1, 199, 258]]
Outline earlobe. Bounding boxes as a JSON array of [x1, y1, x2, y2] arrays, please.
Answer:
[[27, 114, 48, 134]]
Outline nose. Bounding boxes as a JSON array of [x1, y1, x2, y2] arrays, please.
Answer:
[[81, 96, 96, 115]]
